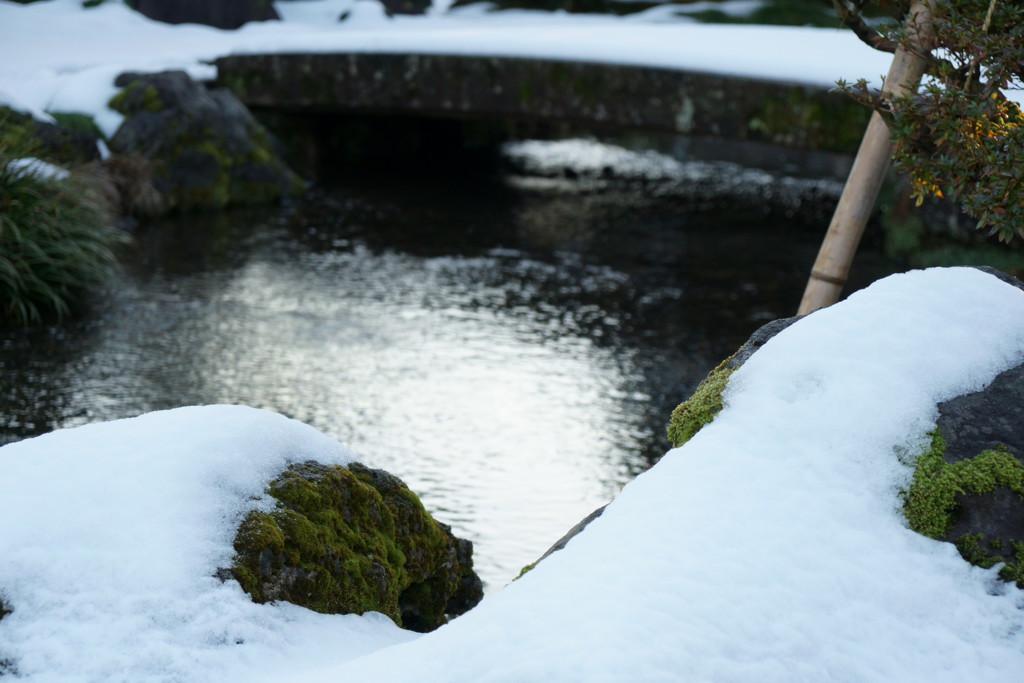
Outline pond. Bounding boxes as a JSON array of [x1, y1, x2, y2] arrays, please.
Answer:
[[0, 138, 900, 590]]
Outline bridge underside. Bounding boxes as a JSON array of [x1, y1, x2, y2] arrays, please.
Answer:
[[215, 53, 869, 153]]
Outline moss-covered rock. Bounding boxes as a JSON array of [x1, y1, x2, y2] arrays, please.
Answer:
[[901, 308, 1024, 590], [904, 430, 1024, 587], [664, 281, 1024, 591], [667, 360, 734, 448], [667, 317, 800, 447], [0, 106, 102, 166], [108, 70, 305, 213], [227, 461, 483, 632]]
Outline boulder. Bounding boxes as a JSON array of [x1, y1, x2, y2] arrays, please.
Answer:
[[107, 70, 304, 213], [127, 0, 278, 29], [667, 315, 799, 447], [0, 106, 101, 166], [903, 270, 1024, 586], [550, 269, 1024, 586], [670, 267, 1024, 587], [226, 461, 484, 632]]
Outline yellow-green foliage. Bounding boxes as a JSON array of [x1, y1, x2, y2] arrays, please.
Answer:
[[107, 83, 163, 114], [904, 430, 1024, 587], [514, 561, 537, 581], [230, 462, 466, 631], [666, 360, 735, 448]]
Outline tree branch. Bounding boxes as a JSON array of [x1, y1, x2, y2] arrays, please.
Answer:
[[832, 0, 899, 53]]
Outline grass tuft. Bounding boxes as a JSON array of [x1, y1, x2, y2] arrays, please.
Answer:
[[0, 128, 128, 325]]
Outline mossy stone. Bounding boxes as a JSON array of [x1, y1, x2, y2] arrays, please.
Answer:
[[0, 106, 101, 166], [108, 70, 304, 213], [667, 360, 735, 448], [108, 82, 163, 114], [904, 430, 1024, 587], [228, 461, 483, 632], [666, 317, 799, 448]]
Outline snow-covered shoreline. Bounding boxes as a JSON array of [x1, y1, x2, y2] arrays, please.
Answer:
[[2, 267, 1024, 681]]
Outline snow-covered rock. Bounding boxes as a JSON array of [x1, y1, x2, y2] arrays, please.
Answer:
[[107, 70, 304, 212], [2, 268, 1024, 682]]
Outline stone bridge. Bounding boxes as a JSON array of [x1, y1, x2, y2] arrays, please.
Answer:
[[215, 53, 869, 153]]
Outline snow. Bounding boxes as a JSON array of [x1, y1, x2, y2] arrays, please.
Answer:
[[2, 0, 1020, 139], [3, 3, 1024, 680], [2, 267, 1024, 682], [0, 405, 417, 681], [7, 156, 70, 180], [0, 0, 902, 138], [289, 267, 1024, 682]]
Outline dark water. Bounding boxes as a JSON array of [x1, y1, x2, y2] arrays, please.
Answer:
[[0, 140, 900, 589]]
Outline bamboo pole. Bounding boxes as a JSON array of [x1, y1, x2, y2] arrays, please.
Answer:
[[797, 1, 935, 315]]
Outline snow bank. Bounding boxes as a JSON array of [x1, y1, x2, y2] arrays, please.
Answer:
[[0, 405, 415, 681], [2, 269, 1024, 681], [294, 267, 1024, 682]]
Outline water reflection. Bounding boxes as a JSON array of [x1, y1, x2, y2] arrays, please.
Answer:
[[0, 146, 899, 589]]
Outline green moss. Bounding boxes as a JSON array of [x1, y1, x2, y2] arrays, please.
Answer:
[[157, 125, 300, 211], [229, 462, 473, 630], [0, 106, 98, 166], [954, 533, 1003, 570], [0, 109, 34, 151], [954, 535, 1024, 587], [46, 111, 105, 142], [108, 82, 163, 115], [514, 561, 537, 580], [904, 432, 1024, 538], [231, 467, 403, 619], [666, 359, 735, 447], [1001, 541, 1024, 586], [904, 430, 1024, 587]]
